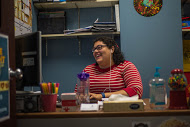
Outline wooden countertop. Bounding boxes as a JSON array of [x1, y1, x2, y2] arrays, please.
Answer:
[[16, 99, 190, 119]]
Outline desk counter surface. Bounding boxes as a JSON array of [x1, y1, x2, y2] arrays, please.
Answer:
[[16, 99, 190, 119]]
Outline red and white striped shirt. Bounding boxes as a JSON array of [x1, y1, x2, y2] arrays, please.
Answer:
[[75, 61, 143, 98]]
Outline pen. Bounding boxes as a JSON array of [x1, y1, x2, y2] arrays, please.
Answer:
[[56, 83, 59, 94], [54, 83, 56, 94], [40, 82, 60, 94], [48, 82, 51, 94], [52, 83, 55, 94], [44, 83, 48, 94]]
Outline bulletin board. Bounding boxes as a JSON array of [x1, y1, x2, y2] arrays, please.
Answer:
[[0, 33, 10, 122], [14, 0, 32, 36]]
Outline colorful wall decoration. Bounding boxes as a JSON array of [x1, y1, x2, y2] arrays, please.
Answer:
[[134, 0, 162, 17]]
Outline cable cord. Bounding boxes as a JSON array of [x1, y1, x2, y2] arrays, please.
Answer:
[[103, 50, 112, 93]]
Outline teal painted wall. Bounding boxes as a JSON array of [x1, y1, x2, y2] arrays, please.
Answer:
[[120, 0, 183, 98]]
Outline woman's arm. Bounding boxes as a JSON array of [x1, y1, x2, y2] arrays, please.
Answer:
[[90, 90, 128, 101], [122, 61, 143, 98]]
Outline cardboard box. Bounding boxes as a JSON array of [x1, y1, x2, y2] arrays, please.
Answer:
[[182, 21, 190, 29], [103, 99, 144, 112], [61, 93, 77, 112], [37, 11, 66, 34]]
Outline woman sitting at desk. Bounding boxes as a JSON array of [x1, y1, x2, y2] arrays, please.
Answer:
[[75, 36, 143, 100]]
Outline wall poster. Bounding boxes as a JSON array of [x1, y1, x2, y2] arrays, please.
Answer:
[[0, 33, 10, 122]]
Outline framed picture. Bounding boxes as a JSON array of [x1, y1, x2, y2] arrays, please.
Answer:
[[0, 33, 10, 122]]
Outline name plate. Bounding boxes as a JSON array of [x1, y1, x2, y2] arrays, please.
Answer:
[[80, 104, 99, 111]]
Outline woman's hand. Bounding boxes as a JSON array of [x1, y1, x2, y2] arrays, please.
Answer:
[[89, 90, 128, 101], [90, 93, 102, 101]]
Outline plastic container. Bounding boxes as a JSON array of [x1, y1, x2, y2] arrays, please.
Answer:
[[168, 68, 188, 109], [149, 67, 167, 110], [41, 94, 57, 112], [76, 72, 90, 105], [168, 69, 187, 91]]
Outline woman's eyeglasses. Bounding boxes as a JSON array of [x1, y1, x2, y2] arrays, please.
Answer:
[[92, 45, 107, 52]]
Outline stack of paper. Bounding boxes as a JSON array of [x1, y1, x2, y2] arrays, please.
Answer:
[[91, 22, 116, 32], [63, 26, 93, 34]]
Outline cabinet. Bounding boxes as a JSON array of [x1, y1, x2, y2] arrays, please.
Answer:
[[34, 0, 120, 38]]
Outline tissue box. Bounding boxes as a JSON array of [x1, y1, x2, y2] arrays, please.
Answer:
[[61, 93, 77, 112], [103, 99, 144, 112]]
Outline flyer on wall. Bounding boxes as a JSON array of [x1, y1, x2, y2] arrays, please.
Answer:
[[0, 33, 10, 122]]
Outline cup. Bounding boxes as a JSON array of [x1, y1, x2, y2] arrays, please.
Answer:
[[41, 94, 57, 112]]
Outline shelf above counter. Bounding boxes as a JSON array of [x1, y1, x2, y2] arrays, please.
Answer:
[[41, 32, 120, 38], [182, 29, 190, 32], [34, 0, 119, 10]]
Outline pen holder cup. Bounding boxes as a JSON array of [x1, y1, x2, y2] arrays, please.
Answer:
[[41, 94, 57, 112]]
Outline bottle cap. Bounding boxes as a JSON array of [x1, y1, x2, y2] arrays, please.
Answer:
[[154, 67, 161, 77], [77, 71, 89, 81]]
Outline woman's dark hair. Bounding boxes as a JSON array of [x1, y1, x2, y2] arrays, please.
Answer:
[[93, 36, 125, 65]]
